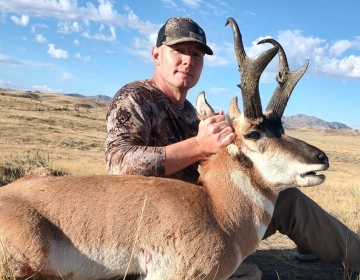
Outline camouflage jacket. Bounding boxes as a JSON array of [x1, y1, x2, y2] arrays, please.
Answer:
[[105, 80, 200, 183]]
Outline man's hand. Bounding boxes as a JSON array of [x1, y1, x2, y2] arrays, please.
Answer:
[[195, 111, 235, 155], [165, 111, 235, 175]]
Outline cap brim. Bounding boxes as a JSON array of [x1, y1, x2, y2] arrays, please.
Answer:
[[164, 38, 213, 55]]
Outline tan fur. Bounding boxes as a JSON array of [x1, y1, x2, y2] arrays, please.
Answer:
[[0, 106, 329, 280]]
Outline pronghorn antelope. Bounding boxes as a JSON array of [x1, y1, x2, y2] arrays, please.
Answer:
[[0, 17, 329, 280]]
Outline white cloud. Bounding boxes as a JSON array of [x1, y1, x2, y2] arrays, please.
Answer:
[[0, 79, 12, 88], [47, 44, 68, 59], [82, 26, 116, 42], [313, 55, 360, 78], [238, 30, 360, 79], [0, 0, 158, 32], [207, 28, 360, 80], [181, 0, 202, 8], [122, 6, 163, 63], [162, 0, 177, 7], [58, 21, 81, 33], [123, 4, 131, 12], [205, 53, 230, 67], [263, 30, 326, 64], [74, 52, 91, 62], [0, 54, 54, 67], [34, 33, 47, 43], [206, 3, 228, 16], [214, 0, 231, 9], [37, 22, 48, 28], [208, 87, 235, 95], [31, 22, 49, 33], [61, 71, 73, 80], [1, 1, 160, 60], [0, 0, 157, 42], [0, 54, 26, 66], [31, 84, 62, 93], [329, 40, 353, 57], [122, 6, 161, 36], [354, 36, 360, 49], [126, 37, 153, 63], [204, 41, 232, 67], [11, 14, 29, 26], [275, 30, 360, 78], [74, 39, 79, 45]]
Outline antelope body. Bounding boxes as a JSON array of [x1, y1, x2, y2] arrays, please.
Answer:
[[0, 18, 329, 280]]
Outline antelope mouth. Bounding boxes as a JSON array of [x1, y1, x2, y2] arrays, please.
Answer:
[[300, 162, 329, 180], [302, 171, 325, 179]]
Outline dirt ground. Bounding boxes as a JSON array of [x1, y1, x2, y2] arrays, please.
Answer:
[[245, 233, 360, 280]]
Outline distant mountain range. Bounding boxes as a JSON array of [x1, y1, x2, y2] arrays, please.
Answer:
[[64, 93, 112, 102], [282, 114, 352, 130]]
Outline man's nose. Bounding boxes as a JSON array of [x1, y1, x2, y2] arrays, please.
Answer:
[[182, 53, 194, 66]]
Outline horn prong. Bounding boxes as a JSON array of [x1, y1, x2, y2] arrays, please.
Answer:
[[258, 38, 309, 119]]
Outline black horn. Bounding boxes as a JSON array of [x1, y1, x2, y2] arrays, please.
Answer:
[[258, 38, 309, 120], [226, 17, 279, 121]]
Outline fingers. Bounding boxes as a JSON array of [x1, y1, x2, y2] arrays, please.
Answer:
[[196, 113, 234, 154], [220, 130, 235, 146], [205, 114, 231, 134]]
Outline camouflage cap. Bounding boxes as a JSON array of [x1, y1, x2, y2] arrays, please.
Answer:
[[156, 17, 213, 55]]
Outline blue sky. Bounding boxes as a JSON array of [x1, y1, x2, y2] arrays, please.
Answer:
[[1, 0, 360, 128]]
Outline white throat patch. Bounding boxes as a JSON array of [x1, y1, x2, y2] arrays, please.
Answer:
[[230, 170, 275, 217]]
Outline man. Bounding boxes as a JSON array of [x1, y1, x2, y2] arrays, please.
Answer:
[[105, 17, 360, 276]]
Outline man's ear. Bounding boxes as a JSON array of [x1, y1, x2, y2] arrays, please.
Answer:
[[152, 46, 160, 66]]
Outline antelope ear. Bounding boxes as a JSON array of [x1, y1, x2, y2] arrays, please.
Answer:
[[196, 91, 215, 120], [229, 97, 241, 120]]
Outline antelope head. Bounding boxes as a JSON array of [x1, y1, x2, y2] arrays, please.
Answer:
[[197, 17, 329, 194]]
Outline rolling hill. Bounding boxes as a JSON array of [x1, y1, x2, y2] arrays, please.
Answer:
[[0, 88, 354, 130]]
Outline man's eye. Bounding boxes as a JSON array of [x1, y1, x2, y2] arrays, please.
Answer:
[[193, 51, 204, 58], [174, 48, 184, 54], [244, 131, 261, 140]]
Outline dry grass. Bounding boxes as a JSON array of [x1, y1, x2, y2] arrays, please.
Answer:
[[0, 240, 16, 280], [0, 90, 108, 178], [287, 129, 360, 236], [0, 90, 359, 279]]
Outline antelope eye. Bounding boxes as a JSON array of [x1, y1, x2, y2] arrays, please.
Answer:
[[244, 131, 261, 140]]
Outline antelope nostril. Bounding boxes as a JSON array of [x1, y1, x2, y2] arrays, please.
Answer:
[[318, 153, 328, 163]]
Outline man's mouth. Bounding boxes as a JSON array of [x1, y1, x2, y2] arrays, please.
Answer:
[[177, 70, 192, 77]]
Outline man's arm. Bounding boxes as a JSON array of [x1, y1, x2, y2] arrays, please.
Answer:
[[105, 84, 167, 176], [105, 83, 234, 178]]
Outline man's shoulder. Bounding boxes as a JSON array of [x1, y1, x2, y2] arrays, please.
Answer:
[[111, 80, 157, 104], [117, 80, 152, 96]]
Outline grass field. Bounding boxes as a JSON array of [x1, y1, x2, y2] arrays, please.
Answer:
[[0, 90, 108, 180], [0, 90, 359, 279]]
